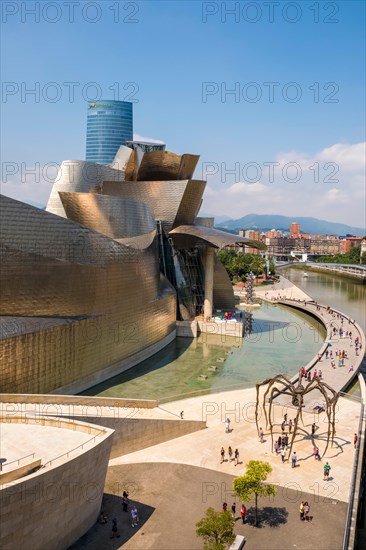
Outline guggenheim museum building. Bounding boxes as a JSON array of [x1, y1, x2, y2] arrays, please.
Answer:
[[0, 103, 263, 396]]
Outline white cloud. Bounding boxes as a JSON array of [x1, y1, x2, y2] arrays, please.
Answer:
[[200, 142, 366, 228], [316, 142, 365, 171], [133, 133, 165, 145]]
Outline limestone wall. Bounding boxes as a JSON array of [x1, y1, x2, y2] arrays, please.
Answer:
[[69, 416, 207, 458], [0, 423, 113, 550]]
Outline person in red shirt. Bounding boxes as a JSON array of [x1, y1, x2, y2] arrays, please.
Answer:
[[354, 433, 358, 449], [240, 504, 247, 524]]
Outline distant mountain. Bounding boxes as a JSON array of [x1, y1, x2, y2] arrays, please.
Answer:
[[216, 214, 365, 237], [200, 213, 233, 225]]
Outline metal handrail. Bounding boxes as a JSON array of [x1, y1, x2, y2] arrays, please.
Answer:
[[41, 429, 106, 469], [342, 400, 365, 550], [0, 452, 36, 471]]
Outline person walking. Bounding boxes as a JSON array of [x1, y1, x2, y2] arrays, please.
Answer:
[[220, 447, 225, 463], [225, 418, 231, 433], [354, 433, 358, 449], [222, 502, 228, 512], [289, 419, 293, 434], [122, 490, 129, 512], [234, 448, 239, 465], [131, 505, 139, 528], [313, 446, 320, 461], [324, 462, 331, 481], [291, 451, 297, 468], [231, 502, 236, 519], [110, 518, 120, 539], [228, 446, 233, 461], [304, 502, 311, 522], [274, 440, 279, 454], [299, 501, 305, 521], [281, 448, 286, 463], [259, 427, 264, 443], [240, 504, 246, 524]]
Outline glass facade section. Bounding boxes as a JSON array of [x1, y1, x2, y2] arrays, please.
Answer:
[[126, 141, 166, 153], [85, 101, 133, 164]]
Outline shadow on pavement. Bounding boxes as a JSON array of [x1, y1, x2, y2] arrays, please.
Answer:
[[246, 506, 289, 528], [68, 493, 155, 550]]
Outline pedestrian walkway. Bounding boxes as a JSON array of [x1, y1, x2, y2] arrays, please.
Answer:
[[273, 299, 364, 411], [109, 386, 361, 503]]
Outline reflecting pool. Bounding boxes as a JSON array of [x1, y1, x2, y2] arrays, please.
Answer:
[[83, 301, 326, 402]]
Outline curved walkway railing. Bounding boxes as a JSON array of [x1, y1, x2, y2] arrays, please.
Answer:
[[41, 430, 106, 469], [0, 452, 36, 471], [276, 299, 365, 395], [275, 298, 365, 550]]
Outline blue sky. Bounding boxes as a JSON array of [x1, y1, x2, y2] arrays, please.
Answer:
[[1, 0, 365, 227]]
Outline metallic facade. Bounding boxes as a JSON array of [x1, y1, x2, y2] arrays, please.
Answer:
[[1, 140, 263, 394], [85, 100, 133, 164]]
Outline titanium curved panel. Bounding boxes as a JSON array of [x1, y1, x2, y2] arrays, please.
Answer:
[[0, 286, 176, 394], [46, 160, 124, 218], [100, 180, 189, 234], [0, 195, 161, 316], [59, 192, 156, 242], [173, 180, 206, 228], [136, 151, 200, 181], [116, 230, 157, 249], [110, 145, 133, 171], [169, 224, 266, 250], [213, 255, 236, 311], [136, 150, 181, 181], [177, 154, 200, 180]]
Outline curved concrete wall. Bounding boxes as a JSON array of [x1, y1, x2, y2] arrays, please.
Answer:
[[0, 417, 114, 550]]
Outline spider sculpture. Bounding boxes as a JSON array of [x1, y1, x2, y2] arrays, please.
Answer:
[[255, 374, 339, 459]]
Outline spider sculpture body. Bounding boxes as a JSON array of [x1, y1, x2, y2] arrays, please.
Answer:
[[255, 374, 339, 459]]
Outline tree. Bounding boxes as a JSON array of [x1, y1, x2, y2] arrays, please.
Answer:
[[249, 255, 265, 277], [196, 507, 235, 550], [233, 460, 277, 527], [268, 256, 276, 276]]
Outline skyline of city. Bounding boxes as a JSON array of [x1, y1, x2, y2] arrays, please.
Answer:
[[1, 1, 365, 227]]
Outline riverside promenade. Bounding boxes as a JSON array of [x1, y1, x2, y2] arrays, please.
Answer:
[[247, 275, 365, 411]]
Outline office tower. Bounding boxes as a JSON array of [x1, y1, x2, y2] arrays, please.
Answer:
[[85, 100, 133, 164]]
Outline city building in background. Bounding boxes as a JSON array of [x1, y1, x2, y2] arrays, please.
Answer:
[[339, 236, 364, 254], [85, 100, 133, 164], [231, 222, 364, 260], [239, 230, 262, 254], [290, 222, 301, 239]]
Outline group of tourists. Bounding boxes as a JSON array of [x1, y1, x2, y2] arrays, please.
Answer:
[[299, 501, 312, 522], [106, 490, 140, 539], [222, 502, 247, 523], [220, 446, 240, 465]]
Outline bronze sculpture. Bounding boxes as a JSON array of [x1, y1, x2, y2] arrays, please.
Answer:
[[255, 374, 339, 459]]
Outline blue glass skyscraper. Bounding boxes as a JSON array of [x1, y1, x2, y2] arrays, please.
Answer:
[[85, 100, 133, 164]]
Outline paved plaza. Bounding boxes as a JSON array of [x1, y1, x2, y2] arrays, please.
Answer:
[[71, 462, 348, 550], [110, 387, 360, 503]]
